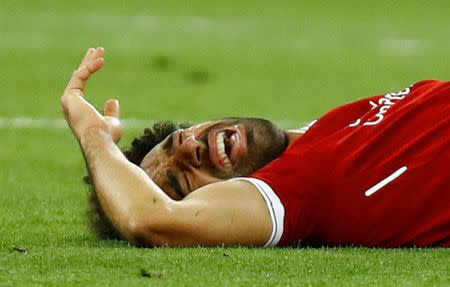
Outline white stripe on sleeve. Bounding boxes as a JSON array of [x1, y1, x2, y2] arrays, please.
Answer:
[[230, 177, 285, 247]]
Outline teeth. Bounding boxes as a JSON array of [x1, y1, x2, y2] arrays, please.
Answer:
[[216, 132, 232, 168]]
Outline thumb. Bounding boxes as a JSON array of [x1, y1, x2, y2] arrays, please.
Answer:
[[105, 116, 123, 144], [103, 99, 120, 118]]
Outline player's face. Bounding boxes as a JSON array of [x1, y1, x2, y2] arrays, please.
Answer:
[[140, 118, 287, 199]]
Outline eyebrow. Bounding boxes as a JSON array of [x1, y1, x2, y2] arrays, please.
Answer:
[[166, 170, 185, 199], [162, 133, 174, 151]]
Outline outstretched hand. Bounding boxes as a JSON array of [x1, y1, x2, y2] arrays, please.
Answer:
[[61, 47, 122, 143]]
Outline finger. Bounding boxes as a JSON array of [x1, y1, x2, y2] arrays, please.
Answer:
[[103, 99, 120, 118], [94, 46, 105, 59], [79, 47, 104, 69], [65, 57, 105, 94], [79, 48, 96, 68]]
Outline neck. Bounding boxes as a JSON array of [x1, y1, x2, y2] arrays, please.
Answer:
[[284, 129, 304, 145]]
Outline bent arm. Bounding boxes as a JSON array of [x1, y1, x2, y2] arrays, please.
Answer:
[[82, 128, 272, 246], [63, 48, 272, 247]]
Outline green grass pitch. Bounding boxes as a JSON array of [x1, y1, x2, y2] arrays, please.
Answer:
[[1, 0, 449, 286]]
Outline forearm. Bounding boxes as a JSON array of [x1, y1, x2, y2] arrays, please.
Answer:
[[80, 128, 170, 243]]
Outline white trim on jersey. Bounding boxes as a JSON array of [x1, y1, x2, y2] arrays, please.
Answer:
[[230, 177, 285, 247], [299, 119, 318, 134]]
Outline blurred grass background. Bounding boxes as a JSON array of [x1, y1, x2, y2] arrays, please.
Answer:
[[0, 0, 449, 286], [1, 0, 449, 123]]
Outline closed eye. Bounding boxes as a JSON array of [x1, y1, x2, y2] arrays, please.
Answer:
[[195, 147, 200, 163], [184, 173, 192, 193], [166, 170, 185, 199]]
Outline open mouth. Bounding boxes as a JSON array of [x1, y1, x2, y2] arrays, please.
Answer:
[[215, 131, 233, 169], [208, 125, 247, 172]]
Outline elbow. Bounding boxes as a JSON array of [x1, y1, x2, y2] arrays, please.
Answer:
[[125, 212, 180, 248], [125, 216, 154, 247]]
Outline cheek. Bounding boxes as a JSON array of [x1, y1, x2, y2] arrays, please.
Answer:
[[233, 151, 263, 176], [142, 163, 161, 183], [139, 157, 161, 178], [140, 152, 169, 180]]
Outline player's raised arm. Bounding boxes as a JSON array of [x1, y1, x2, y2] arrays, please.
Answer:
[[61, 48, 273, 247]]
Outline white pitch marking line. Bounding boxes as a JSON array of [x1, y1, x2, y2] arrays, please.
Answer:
[[0, 117, 305, 130], [365, 166, 408, 197], [0, 117, 155, 129]]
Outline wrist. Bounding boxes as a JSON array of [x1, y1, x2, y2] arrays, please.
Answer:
[[80, 127, 114, 154]]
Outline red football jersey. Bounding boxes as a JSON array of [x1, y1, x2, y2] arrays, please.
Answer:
[[237, 80, 450, 247]]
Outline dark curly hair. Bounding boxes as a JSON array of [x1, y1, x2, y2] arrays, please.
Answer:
[[86, 121, 190, 240]]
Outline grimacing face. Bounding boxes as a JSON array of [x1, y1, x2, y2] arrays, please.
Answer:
[[139, 118, 287, 200]]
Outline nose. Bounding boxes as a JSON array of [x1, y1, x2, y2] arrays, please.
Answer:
[[174, 131, 201, 168]]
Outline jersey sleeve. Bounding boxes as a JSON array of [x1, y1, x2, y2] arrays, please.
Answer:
[[229, 177, 285, 247]]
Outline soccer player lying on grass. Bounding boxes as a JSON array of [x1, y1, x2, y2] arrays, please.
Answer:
[[62, 48, 450, 248]]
